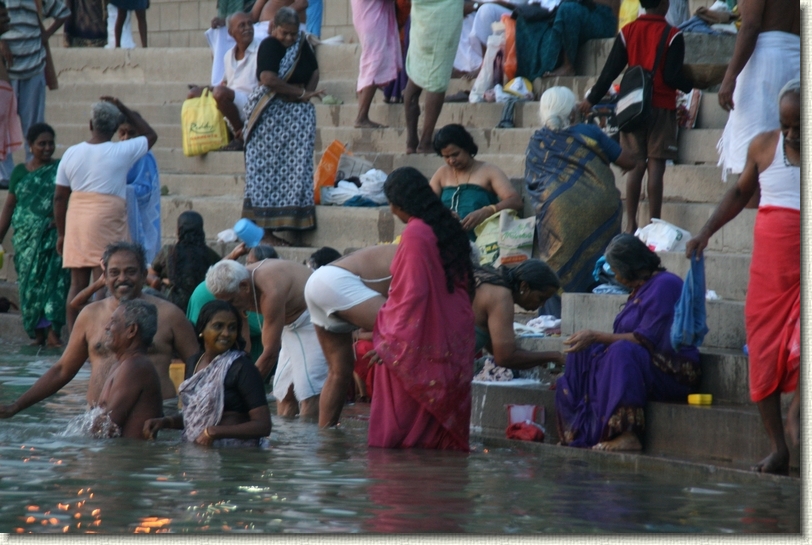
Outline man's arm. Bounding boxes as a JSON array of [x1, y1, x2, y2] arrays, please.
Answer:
[[583, 35, 628, 107], [100, 96, 158, 149], [0, 309, 92, 417], [254, 288, 286, 378], [717, 0, 764, 111], [53, 184, 70, 256], [100, 362, 149, 431], [487, 293, 563, 370], [661, 33, 693, 94], [41, 0, 71, 38]]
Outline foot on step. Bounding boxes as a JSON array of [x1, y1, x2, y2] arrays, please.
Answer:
[[592, 431, 642, 452], [751, 450, 790, 475], [354, 119, 387, 129]]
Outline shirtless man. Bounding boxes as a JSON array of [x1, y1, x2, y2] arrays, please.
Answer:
[[716, 0, 800, 182], [94, 299, 163, 439], [206, 258, 327, 419], [0, 242, 198, 419], [251, 0, 307, 27], [303, 244, 398, 428]]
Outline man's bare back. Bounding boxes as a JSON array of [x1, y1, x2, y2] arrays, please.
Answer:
[[746, 0, 800, 35], [254, 0, 307, 24], [249, 259, 312, 325], [96, 354, 163, 439], [331, 245, 398, 297]]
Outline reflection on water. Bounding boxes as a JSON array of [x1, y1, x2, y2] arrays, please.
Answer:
[[0, 346, 801, 534], [62, 407, 121, 439]]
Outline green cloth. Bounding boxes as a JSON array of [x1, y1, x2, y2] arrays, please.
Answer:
[[8, 162, 70, 338], [474, 325, 491, 353], [515, 1, 617, 80], [441, 184, 499, 241], [405, 0, 464, 93], [186, 281, 264, 362], [217, 0, 254, 20]]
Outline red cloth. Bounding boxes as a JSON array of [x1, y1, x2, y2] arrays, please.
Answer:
[[745, 206, 800, 402], [620, 14, 682, 110], [368, 218, 475, 451], [354, 339, 376, 400], [506, 422, 545, 442]]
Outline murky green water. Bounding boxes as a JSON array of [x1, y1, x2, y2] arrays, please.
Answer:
[[0, 345, 801, 534]]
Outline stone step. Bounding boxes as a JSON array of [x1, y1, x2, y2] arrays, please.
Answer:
[[51, 48, 212, 85], [561, 293, 745, 351], [48, 82, 192, 105], [658, 251, 750, 302], [471, 382, 799, 472]]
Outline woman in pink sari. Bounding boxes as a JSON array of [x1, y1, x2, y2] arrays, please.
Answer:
[[369, 167, 475, 451]]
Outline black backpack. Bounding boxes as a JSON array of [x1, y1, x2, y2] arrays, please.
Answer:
[[615, 25, 671, 133]]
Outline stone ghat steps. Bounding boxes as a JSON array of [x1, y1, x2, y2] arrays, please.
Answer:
[[44, 92, 728, 130], [471, 382, 799, 472]]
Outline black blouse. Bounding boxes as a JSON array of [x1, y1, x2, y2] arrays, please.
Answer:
[[255, 36, 318, 85], [185, 352, 267, 414]]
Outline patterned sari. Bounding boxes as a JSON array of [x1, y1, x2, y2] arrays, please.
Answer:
[[63, 0, 107, 47], [525, 125, 621, 293], [9, 162, 70, 338], [242, 33, 316, 232]]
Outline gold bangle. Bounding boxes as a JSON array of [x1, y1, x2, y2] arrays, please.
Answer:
[[203, 427, 212, 439], [488, 204, 498, 215]]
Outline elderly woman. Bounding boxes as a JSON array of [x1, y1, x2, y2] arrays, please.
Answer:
[[430, 124, 523, 241], [473, 259, 563, 369], [525, 87, 638, 299], [0, 124, 70, 346], [555, 234, 700, 451], [241, 7, 324, 248]]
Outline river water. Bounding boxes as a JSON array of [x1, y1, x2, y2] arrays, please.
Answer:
[[0, 345, 801, 534]]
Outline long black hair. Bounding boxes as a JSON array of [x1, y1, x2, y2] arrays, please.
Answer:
[[474, 259, 560, 293], [384, 167, 474, 297], [194, 300, 246, 352], [168, 211, 209, 310]]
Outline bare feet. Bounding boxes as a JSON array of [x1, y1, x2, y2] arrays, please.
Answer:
[[786, 392, 800, 447], [45, 329, 64, 348], [261, 232, 292, 247], [592, 431, 642, 452], [752, 450, 790, 475], [354, 119, 387, 129], [542, 64, 576, 78]]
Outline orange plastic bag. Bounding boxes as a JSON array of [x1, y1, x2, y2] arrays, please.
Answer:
[[502, 14, 517, 83], [313, 140, 345, 205]]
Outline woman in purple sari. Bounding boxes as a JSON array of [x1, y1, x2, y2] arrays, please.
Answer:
[[556, 234, 700, 451]]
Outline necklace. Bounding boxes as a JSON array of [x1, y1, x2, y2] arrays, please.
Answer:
[[250, 259, 269, 316], [783, 136, 799, 168], [452, 161, 476, 187], [192, 353, 207, 375]]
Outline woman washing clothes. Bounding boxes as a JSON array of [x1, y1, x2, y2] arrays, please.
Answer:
[[555, 234, 700, 451], [429, 124, 523, 241], [143, 300, 271, 446]]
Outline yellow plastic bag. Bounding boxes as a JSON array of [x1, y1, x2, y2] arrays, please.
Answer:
[[181, 89, 229, 156], [618, 0, 641, 30]]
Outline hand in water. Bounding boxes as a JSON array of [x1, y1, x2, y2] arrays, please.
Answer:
[[143, 417, 164, 439], [195, 428, 215, 446], [0, 403, 18, 418]]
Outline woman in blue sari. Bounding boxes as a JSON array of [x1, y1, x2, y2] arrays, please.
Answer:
[[525, 87, 638, 296]]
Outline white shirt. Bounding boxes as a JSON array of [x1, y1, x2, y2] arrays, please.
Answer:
[[56, 137, 149, 200], [222, 39, 260, 96]]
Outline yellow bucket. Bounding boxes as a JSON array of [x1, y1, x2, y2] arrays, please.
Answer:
[[688, 394, 712, 405]]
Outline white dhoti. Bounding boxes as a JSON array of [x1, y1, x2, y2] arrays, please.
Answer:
[[272, 310, 328, 402], [716, 31, 800, 181], [206, 22, 270, 86]]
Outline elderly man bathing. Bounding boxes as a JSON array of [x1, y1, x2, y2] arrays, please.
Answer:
[[55, 97, 158, 332], [93, 299, 163, 439], [189, 12, 259, 148], [0, 242, 198, 420], [304, 244, 398, 428], [206, 259, 328, 419]]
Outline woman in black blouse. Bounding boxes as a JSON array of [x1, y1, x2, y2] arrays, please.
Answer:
[[241, 7, 325, 248], [143, 300, 271, 446]]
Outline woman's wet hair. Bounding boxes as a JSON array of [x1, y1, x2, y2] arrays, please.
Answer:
[[538, 86, 576, 130], [169, 211, 210, 305], [26, 123, 55, 145], [475, 259, 560, 293], [249, 244, 279, 262], [91, 101, 125, 135], [433, 124, 478, 157], [308, 246, 341, 269], [274, 6, 300, 27], [384, 167, 474, 297], [195, 300, 246, 351], [604, 233, 664, 282]]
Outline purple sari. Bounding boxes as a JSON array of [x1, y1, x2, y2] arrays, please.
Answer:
[[555, 271, 700, 448]]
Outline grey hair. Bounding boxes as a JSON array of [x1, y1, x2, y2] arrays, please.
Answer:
[[119, 299, 158, 347], [274, 6, 300, 27], [91, 101, 125, 135], [779, 77, 801, 104], [102, 241, 148, 274], [226, 11, 251, 33], [604, 233, 663, 282], [538, 86, 576, 130], [206, 259, 250, 296]]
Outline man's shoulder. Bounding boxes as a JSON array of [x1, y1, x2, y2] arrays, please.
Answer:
[[118, 354, 161, 382]]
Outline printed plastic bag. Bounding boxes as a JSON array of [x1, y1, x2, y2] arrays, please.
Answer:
[[496, 211, 534, 267], [313, 140, 345, 204], [474, 211, 501, 265], [502, 14, 517, 82], [181, 89, 229, 156], [335, 153, 374, 183], [634, 218, 692, 252]]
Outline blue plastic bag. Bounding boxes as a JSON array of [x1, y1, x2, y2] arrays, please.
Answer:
[[670, 253, 710, 351]]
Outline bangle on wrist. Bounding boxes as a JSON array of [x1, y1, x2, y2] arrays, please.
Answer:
[[299, 88, 306, 98], [203, 427, 212, 439], [488, 204, 498, 215]]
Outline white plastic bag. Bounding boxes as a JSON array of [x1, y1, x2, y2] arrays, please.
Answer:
[[358, 169, 388, 204], [469, 32, 505, 103], [321, 181, 360, 205], [634, 218, 692, 252]]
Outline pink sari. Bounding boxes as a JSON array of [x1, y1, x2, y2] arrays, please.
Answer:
[[369, 217, 475, 451]]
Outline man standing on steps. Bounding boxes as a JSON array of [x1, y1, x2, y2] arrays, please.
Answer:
[[0, 0, 70, 189], [206, 259, 328, 420], [686, 79, 800, 475], [0, 242, 199, 419], [715, 0, 799, 183]]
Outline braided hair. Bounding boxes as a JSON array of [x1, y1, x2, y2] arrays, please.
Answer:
[[384, 167, 474, 298]]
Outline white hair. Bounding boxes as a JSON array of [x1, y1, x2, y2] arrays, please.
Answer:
[[538, 86, 577, 131], [206, 260, 250, 296], [91, 101, 125, 135], [779, 77, 801, 104]]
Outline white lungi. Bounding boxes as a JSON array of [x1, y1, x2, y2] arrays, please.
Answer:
[[716, 31, 800, 181], [304, 265, 382, 333], [272, 310, 328, 402]]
